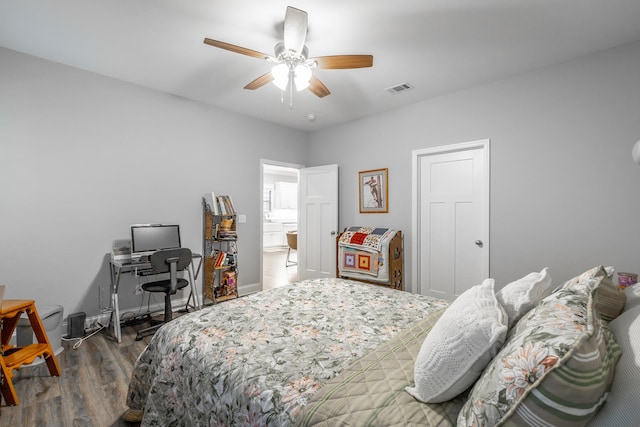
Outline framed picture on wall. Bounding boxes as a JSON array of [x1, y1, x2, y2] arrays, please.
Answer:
[[359, 168, 388, 213]]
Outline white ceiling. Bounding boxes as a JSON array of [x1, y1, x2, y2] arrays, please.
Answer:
[[2, 0, 640, 132]]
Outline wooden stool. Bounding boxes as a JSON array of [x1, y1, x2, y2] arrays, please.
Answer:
[[1, 300, 61, 406]]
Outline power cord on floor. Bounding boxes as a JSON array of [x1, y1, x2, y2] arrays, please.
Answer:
[[61, 323, 106, 350]]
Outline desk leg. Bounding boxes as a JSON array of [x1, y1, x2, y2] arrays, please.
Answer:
[[188, 268, 199, 311], [193, 257, 202, 309], [109, 264, 122, 343]]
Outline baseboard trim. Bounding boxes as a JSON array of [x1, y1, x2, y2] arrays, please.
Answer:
[[65, 285, 262, 334], [63, 295, 195, 334], [239, 282, 261, 296]]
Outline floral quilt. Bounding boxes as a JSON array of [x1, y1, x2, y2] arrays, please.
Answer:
[[126, 278, 448, 426]]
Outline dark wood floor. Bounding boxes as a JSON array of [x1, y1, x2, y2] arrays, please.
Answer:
[[1, 250, 297, 426], [1, 320, 150, 426]]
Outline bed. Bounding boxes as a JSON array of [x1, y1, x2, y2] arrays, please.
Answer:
[[126, 278, 450, 425], [125, 268, 639, 427]]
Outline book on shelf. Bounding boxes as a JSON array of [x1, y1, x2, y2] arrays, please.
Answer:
[[214, 251, 226, 267], [225, 252, 236, 266], [204, 193, 237, 216], [218, 230, 237, 239], [212, 251, 238, 268], [204, 192, 220, 215], [219, 195, 237, 215]]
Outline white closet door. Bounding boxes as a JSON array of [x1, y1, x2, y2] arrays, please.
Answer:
[[412, 140, 490, 300]]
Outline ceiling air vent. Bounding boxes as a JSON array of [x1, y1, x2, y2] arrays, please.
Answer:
[[385, 82, 414, 95]]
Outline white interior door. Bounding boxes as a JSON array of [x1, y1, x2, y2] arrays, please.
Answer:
[[412, 140, 490, 300], [298, 164, 339, 280]]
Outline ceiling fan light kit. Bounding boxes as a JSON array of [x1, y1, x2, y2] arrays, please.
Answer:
[[271, 64, 311, 92], [293, 64, 312, 91], [203, 6, 373, 108], [271, 63, 289, 90], [270, 42, 312, 92]]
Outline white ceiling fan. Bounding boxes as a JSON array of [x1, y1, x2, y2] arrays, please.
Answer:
[[203, 6, 373, 105]]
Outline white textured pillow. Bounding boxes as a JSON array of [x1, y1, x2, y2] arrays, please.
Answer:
[[406, 279, 508, 403], [623, 285, 640, 311], [496, 267, 553, 328]]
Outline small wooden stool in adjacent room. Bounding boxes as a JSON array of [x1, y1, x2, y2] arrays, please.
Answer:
[[286, 230, 297, 267], [1, 299, 61, 406]]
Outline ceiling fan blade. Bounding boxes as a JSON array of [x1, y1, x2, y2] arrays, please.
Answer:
[[283, 6, 308, 56], [203, 38, 274, 61], [308, 75, 330, 98], [310, 55, 374, 69], [244, 72, 274, 90]]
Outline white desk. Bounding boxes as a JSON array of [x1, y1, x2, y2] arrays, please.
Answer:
[[108, 253, 202, 343]]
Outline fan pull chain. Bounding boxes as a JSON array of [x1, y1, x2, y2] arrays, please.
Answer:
[[289, 67, 295, 109], [289, 80, 294, 109]]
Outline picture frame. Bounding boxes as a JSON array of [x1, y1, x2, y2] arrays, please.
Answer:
[[358, 168, 388, 213]]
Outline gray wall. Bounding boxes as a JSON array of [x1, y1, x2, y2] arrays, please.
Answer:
[[309, 41, 640, 289], [2, 39, 640, 323], [0, 47, 309, 321]]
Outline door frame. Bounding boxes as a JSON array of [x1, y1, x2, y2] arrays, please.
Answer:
[[259, 159, 303, 292], [411, 139, 491, 295]]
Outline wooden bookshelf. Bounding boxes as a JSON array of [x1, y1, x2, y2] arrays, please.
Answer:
[[202, 194, 239, 304]]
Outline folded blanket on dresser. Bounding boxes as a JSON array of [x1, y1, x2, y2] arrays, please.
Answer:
[[338, 227, 396, 280], [338, 227, 394, 252], [295, 309, 464, 427]]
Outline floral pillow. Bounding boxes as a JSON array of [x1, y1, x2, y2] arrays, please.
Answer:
[[557, 265, 614, 291], [457, 278, 621, 426]]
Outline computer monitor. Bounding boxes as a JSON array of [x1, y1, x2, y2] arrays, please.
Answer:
[[130, 224, 181, 259]]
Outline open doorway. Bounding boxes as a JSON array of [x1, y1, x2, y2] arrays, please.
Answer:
[[261, 161, 301, 290]]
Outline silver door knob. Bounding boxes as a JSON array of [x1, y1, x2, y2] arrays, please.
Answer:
[[475, 240, 483, 248], [330, 231, 336, 235]]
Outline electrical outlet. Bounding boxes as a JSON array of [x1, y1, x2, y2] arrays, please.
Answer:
[[135, 284, 143, 295]]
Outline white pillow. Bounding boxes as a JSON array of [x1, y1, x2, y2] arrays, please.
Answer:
[[623, 285, 640, 311], [406, 279, 508, 403], [496, 267, 553, 328], [588, 305, 640, 426]]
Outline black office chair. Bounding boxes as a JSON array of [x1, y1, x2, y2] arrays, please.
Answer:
[[135, 248, 192, 341]]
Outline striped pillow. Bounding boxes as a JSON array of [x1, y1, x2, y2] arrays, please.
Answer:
[[457, 281, 621, 426], [562, 269, 626, 321], [588, 305, 640, 426]]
